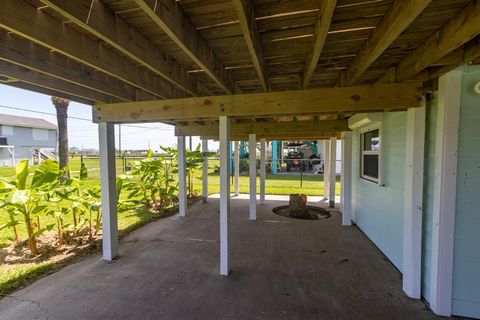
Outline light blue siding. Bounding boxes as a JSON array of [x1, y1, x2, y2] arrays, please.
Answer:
[[0, 125, 56, 165], [351, 112, 406, 270], [421, 93, 438, 304], [451, 67, 480, 318]]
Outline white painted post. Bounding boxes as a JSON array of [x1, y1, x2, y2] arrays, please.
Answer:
[[430, 71, 462, 316], [234, 141, 240, 196], [403, 98, 426, 299], [98, 122, 118, 261], [323, 139, 330, 201], [341, 132, 352, 226], [329, 137, 337, 208], [178, 136, 187, 217], [259, 139, 266, 204], [202, 139, 208, 203], [249, 134, 257, 220], [219, 116, 231, 276]]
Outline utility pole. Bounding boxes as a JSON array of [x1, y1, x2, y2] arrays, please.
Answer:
[[118, 124, 122, 157]]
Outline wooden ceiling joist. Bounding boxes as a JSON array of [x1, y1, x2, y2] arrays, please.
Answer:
[[8, 82, 93, 106], [302, 0, 337, 89], [40, 0, 198, 97], [0, 60, 112, 104], [232, 0, 269, 92], [175, 120, 349, 137], [202, 132, 341, 141], [395, 0, 480, 82], [0, 31, 148, 102], [346, 0, 432, 85], [93, 82, 422, 123], [133, 0, 234, 94], [0, 0, 175, 100]]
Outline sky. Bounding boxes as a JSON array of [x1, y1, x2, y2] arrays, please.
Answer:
[[0, 84, 214, 152]]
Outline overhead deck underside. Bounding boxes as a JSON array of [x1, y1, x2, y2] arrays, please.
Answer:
[[0, 0, 479, 138]]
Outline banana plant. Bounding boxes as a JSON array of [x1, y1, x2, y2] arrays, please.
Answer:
[[1, 160, 60, 256]]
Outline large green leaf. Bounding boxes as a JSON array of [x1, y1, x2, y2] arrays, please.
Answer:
[[31, 159, 60, 189], [146, 149, 153, 158], [6, 190, 30, 206], [0, 220, 19, 231], [15, 160, 29, 190]]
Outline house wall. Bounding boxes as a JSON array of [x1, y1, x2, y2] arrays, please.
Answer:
[[0, 125, 57, 164], [451, 66, 480, 318], [351, 111, 407, 270]]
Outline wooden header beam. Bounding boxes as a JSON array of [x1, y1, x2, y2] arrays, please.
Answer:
[[175, 120, 349, 137], [203, 132, 342, 141], [94, 82, 422, 123]]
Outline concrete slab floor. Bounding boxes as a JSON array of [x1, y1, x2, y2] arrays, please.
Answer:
[[0, 195, 446, 320]]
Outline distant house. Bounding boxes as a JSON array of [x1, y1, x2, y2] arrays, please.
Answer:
[[0, 113, 57, 166]]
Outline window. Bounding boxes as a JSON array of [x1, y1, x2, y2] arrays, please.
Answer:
[[32, 128, 49, 141], [360, 128, 380, 183], [1, 125, 13, 136]]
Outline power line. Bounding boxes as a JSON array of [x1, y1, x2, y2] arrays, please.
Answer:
[[0, 104, 173, 131]]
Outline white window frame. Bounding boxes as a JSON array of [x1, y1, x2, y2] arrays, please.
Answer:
[[359, 122, 383, 185], [1, 125, 13, 136]]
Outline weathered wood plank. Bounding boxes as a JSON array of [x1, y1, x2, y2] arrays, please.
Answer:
[[93, 82, 422, 123], [396, 0, 480, 81], [232, 0, 269, 91], [133, 0, 234, 93], [346, 0, 431, 84], [41, 0, 198, 96], [0, 0, 174, 99], [303, 0, 337, 89]]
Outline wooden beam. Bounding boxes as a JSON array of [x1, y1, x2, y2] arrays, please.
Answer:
[[6, 81, 93, 105], [232, 0, 269, 92], [0, 31, 150, 102], [346, 0, 431, 85], [396, 1, 480, 81], [94, 82, 423, 123], [202, 132, 342, 141], [40, 0, 197, 96], [0, 60, 117, 104], [175, 120, 349, 136], [0, 0, 174, 99], [133, 0, 234, 94], [303, 0, 337, 89]]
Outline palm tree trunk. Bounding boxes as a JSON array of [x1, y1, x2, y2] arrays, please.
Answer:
[[51, 97, 70, 169]]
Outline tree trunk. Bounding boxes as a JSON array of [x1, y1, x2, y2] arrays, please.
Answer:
[[51, 97, 70, 169]]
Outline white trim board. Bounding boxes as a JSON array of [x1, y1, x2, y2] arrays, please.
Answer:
[[430, 70, 462, 316], [402, 98, 426, 299]]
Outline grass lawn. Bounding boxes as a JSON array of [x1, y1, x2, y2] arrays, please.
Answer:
[[0, 157, 340, 295]]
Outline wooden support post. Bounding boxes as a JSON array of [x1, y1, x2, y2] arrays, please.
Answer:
[[430, 71, 461, 316], [403, 96, 426, 299], [178, 136, 187, 217], [323, 140, 330, 200], [98, 122, 118, 261], [259, 138, 266, 204], [219, 116, 231, 276], [234, 141, 240, 196], [249, 134, 257, 220], [202, 139, 208, 203], [341, 132, 353, 226], [329, 137, 337, 208]]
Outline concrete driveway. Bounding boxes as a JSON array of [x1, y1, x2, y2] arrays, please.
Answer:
[[0, 195, 443, 320]]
